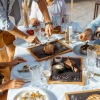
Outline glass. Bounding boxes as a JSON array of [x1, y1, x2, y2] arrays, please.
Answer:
[[40, 61, 51, 89], [29, 64, 41, 87], [39, 22, 47, 41], [52, 14, 61, 27], [87, 46, 97, 67], [82, 46, 97, 90], [62, 14, 71, 43]]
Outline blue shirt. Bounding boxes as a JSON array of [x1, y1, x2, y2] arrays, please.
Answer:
[[87, 15, 100, 33]]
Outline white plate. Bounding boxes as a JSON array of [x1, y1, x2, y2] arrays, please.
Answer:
[[13, 38, 35, 48], [12, 62, 31, 80], [13, 87, 57, 100]]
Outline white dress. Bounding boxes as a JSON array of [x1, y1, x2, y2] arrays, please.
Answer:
[[29, 0, 66, 22]]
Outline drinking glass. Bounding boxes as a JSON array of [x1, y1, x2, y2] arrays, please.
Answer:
[[29, 64, 41, 87], [52, 14, 61, 27], [40, 61, 51, 89], [82, 46, 97, 90]]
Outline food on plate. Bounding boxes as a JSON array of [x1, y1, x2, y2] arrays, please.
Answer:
[[64, 57, 78, 72], [18, 65, 29, 73], [80, 42, 90, 55], [86, 94, 100, 100], [53, 63, 64, 74], [94, 44, 100, 55], [43, 43, 55, 55], [14, 90, 46, 100], [26, 30, 34, 35]]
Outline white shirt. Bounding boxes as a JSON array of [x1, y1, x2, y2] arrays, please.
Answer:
[[30, 0, 66, 22]]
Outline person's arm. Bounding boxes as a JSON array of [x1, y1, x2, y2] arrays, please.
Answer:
[[37, 0, 51, 23], [79, 15, 100, 41], [86, 14, 100, 33], [37, 0, 53, 38], [0, 57, 26, 69], [0, 3, 40, 44], [0, 79, 24, 92]]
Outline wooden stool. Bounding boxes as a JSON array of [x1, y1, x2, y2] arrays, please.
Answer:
[[94, 0, 100, 19]]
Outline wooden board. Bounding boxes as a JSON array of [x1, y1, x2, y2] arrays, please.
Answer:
[[65, 89, 100, 100], [27, 40, 72, 61], [48, 57, 84, 85]]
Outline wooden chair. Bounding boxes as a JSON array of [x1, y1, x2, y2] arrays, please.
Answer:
[[94, 0, 100, 19]]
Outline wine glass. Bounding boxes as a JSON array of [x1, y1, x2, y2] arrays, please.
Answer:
[[82, 46, 97, 90], [40, 61, 51, 89], [82, 67, 94, 90]]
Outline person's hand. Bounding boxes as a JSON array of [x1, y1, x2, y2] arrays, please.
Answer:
[[45, 24, 53, 38], [30, 18, 40, 26], [4, 79, 24, 89], [79, 29, 92, 41], [25, 35, 41, 44], [9, 57, 27, 67]]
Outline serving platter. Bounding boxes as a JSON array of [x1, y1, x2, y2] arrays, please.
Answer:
[[65, 89, 100, 100], [48, 57, 84, 85], [27, 40, 72, 61], [12, 87, 57, 100]]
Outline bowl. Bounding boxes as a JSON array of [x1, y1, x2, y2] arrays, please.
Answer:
[[54, 55, 62, 62], [80, 43, 90, 55]]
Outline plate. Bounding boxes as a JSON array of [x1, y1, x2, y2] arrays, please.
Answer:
[[27, 40, 72, 61], [73, 44, 86, 57], [12, 62, 31, 81], [13, 38, 35, 48], [13, 87, 57, 100], [65, 89, 100, 100]]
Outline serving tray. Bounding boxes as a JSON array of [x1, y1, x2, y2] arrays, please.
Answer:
[[65, 89, 100, 100], [27, 40, 72, 61], [48, 57, 84, 85]]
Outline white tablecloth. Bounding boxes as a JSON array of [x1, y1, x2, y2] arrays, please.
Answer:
[[7, 43, 100, 100], [7, 26, 100, 100]]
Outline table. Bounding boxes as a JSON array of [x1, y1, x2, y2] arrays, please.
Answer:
[[7, 26, 100, 100]]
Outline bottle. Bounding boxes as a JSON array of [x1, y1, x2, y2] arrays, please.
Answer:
[[65, 29, 69, 43], [65, 25, 73, 43], [69, 26, 73, 43]]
